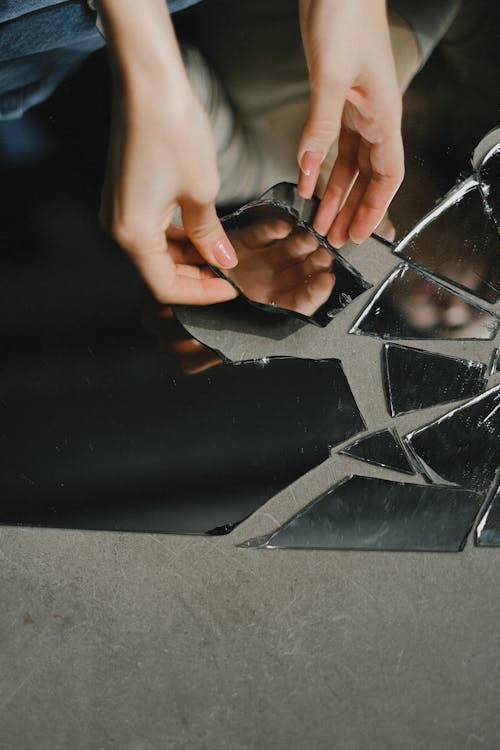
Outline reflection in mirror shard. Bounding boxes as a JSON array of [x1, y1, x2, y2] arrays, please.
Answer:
[[384, 343, 487, 417], [394, 180, 500, 304], [0, 357, 365, 535], [405, 385, 500, 492], [490, 347, 500, 376], [349, 264, 498, 340], [476, 483, 500, 546], [339, 428, 415, 474], [252, 475, 481, 551], [214, 196, 371, 327]]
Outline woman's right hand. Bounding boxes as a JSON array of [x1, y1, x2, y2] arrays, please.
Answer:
[[97, 0, 238, 305]]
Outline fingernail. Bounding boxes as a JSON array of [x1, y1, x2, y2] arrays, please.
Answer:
[[300, 151, 323, 176], [213, 238, 238, 268]]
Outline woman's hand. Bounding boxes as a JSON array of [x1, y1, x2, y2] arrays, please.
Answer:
[[97, 0, 238, 305], [297, 0, 404, 248]]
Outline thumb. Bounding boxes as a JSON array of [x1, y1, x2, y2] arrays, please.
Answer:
[[181, 201, 238, 270], [297, 80, 346, 199]]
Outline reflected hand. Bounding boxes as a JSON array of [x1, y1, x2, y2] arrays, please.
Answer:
[[226, 218, 336, 316], [297, 0, 404, 247]]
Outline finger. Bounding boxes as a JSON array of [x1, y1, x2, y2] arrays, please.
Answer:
[[167, 274, 238, 305], [175, 263, 217, 280], [327, 173, 368, 248], [348, 134, 404, 244], [297, 79, 347, 199], [279, 271, 336, 317], [313, 128, 360, 235], [237, 218, 293, 249], [182, 201, 238, 269]]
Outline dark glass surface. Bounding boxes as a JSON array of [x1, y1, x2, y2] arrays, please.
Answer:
[[405, 385, 500, 492], [339, 428, 415, 475], [476, 484, 500, 546], [246, 475, 481, 551], [476, 142, 500, 235], [384, 343, 487, 417], [213, 183, 372, 327], [394, 180, 500, 304], [0, 343, 365, 533], [349, 265, 498, 341]]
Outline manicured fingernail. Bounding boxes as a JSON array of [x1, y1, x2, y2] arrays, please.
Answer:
[[213, 238, 237, 268], [300, 150, 323, 176]]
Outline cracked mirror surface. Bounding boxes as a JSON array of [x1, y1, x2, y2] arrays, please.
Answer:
[[245, 476, 481, 552], [339, 429, 415, 475], [405, 385, 500, 492], [476, 484, 500, 547], [213, 183, 371, 327], [350, 265, 499, 341], [384, 343, 487, 417], [394, 178, 500, 304]]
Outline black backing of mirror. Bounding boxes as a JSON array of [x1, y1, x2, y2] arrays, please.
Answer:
[[339, 428, 415, 475], [394, 181, 500, 304], [405, 384, 500, 492], [246, 475, 481, 551], [212, 188, 371, 327], [476, 483, 500, 546], [349, 265, 498, 341], [384, 343, 487, 417], [476, 145, 500, 235], [0, 356, 365, 534]]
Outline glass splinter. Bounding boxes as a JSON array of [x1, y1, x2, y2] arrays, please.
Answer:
[[489, 347, 500, 376], [476, 483, 500, 547], [212, 182, 371, 328], [247, 475, 481, 551], [0, 357, 365, 535], [384, 343, 487, 417], [394, 180, 500, 304], [339, 428, 415, 474], [475, 140, 500, 235], [349, 264, 498, 341], [405, 384, 500, 492]]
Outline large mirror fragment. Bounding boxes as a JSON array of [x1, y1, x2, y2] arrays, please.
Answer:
[[350, 265, 498, 340], [339, 428, 415, 475], [213, 183, 371, 327], [246, 475, 481, 551], [384, 343, 487, 417], [0, 356, 365, 535], [405, 385, 500, 492], [476, 484, 500, 547], [394, 179, 500, 304]]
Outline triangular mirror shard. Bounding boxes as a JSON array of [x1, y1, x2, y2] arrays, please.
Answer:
[[476, 484, 500, 546], [404, 385, 500, 492], [384, 343, 487, 417], [349, 265, 498, 341], [0, 357, 365, 535], [394, 179, 500, 304], [339, 428, 415, 474], [250, 475, 481, 551], [490, 347, 500, 376]]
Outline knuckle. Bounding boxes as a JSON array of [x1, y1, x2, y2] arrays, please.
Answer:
[[111, 218, 144, 253]]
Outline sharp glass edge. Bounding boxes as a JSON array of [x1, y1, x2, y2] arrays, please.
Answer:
[[489, 347, 500, 376], [474, 471, 500, 546], [471, 127, 500, 169], [338, 426, 416, 475]]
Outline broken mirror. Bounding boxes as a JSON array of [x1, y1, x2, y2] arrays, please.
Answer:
[[405, 384, 500, 492], [211, 182, 371, 327], [474, 128, 500, 234], [0, 354, 365, 535], [339, 428, 415, 475], [394, 177, 500, 304], [476, 483, 500, 547], [350, 264, 498, 340], [384, 343, 487, 417], [244, 475, 481, 551], [490, 347, 500, 376]]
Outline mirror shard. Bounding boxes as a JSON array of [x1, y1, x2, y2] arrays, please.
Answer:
[[349, 265, 498, 341], [384, 343, 487, 417], [476, 483, 500, 546], [339, 428, 415, 474], [405, 385, 500, 492], [250, 475, 481, 551]]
